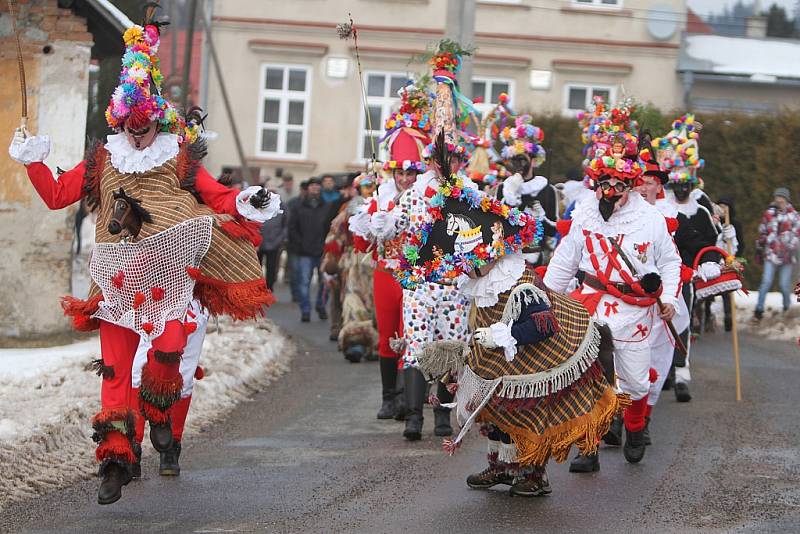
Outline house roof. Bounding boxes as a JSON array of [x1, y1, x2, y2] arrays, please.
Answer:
[[679, 34, 800, 81], [686, 8, 713, 35]]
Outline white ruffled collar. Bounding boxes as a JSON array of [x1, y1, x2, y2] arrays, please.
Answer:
[[571, 191, 654, 236], [412, 170, 438, 196], [674, 197, 700, 218], [105, 133, 180, 174], [456, 254, 526, 308]]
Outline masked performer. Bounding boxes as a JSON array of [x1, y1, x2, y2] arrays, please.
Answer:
[[8, 21, 279, 504], [543, 101, 682, 469], [397, 132, 623, 496]]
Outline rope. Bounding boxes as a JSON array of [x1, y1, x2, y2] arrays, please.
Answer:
[[7, 0, 27, 126]]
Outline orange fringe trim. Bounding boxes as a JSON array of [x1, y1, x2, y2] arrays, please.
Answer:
[[61, 294, 103, 332], [485, 387, 630, 467], [187, 267, 275, 321], [219, 220, 262, 248], [91, 406, 133, 427], [95, 429, 136, 464]]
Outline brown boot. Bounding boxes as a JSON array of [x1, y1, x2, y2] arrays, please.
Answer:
[[509, 467, 552, 497]]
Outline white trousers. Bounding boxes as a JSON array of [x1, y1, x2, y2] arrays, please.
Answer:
[[132, 299, 209, 398]]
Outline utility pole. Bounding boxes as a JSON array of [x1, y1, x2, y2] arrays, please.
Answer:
[[182, 0, 199, 111], [444, 0, 476, 99]]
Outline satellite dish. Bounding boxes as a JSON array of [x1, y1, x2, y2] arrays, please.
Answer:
[[647, 4, 678, 41]]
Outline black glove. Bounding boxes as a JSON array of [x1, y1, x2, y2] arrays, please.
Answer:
[[249, 187, 271, 209]]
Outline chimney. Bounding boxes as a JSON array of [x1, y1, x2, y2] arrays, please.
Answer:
[[746, 0, 767, 38]]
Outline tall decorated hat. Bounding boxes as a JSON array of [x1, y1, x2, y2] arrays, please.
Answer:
[[638, 130, 669, 184], [427, 39, 476, 143], [652, 114, 704, 187], [394, 131, 543, 289], [381, 80, 433, 172], [105, 11, 199, 144], [498, 113, 546, 167], [578, 97, 643, 187]]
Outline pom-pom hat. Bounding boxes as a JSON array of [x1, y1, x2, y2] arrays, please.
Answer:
[[106, 18, 199, 144], [653, 114, 704, 187], [579, 97, 643, 185], [498, 114, 546, 167], [381, 80, 433, 172]]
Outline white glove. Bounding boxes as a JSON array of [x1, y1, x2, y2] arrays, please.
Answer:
[[696, 261, 722, 282], [348, 209, 372, 238], [474, 322, 517, 362], [721, 224, 736, 242], [369, 210, 396, 239], [8, 128, 50, 165], [502, 173, 524, 207], [235, 186, 282, 222]]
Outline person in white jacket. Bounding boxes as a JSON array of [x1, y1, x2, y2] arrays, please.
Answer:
[[543, 119, 681, 469]]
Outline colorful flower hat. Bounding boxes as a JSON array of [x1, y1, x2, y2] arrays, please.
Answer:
[[652, 114, 704, 187], [381, 80, 433, 172], [637, 131, 669, 184], [106, 22, 199, 144], [394, 132, 543, 289], [498, 114, 546, 167], [579, 97, 643, 185]]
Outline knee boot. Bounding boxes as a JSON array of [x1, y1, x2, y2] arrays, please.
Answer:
[[403, 368, 426, 441], [394, 368, 407, 421], [433, 381, 453, 436], [377, 357, 398, 419]]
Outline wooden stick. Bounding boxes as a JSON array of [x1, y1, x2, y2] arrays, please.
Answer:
[[7, 0, 27, 127], [723, 207, 742, 401]]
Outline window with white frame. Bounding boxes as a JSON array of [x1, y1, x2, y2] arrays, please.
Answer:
[[573, 0, 621, 8], [471, 76, 515, 115], [358, 71, 408, 161], [563, 83, 615, 115], [257, 64, 311, 158]]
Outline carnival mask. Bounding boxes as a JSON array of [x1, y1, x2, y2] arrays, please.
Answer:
[[596, 178, 629, 221], [125, 121, 159, 151], [672, 182, 691, 202], [506, 154, 532, 179]]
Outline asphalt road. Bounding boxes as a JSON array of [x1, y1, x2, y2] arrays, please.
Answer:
[[3, 290, 800, 533]]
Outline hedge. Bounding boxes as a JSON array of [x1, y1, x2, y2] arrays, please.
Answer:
[[524, 107, 800, 288]]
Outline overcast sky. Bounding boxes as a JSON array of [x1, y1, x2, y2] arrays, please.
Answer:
[[687, 0, 797, 17]]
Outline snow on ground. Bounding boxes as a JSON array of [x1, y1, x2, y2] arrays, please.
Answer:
[[0, 319, 291, 510], [712, 291, 800, 342]]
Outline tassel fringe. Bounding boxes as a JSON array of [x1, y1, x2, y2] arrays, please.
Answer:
[[187, 267, 275, 321], [88, 358, 115, 380], [61, 294, 103, 332], [416, 339, 469, 378], [496, 321, 602, 400]]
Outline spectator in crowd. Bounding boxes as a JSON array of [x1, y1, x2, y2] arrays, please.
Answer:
[[288, 177, 337, 322], [320, 174, 342, 206], [274, 168, 297, 204], [285, 179, 308, 302], [754, 187, 800, 320], [259, 178, 288, 291]]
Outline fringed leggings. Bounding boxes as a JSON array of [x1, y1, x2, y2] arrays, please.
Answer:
[[485, 425, 542, 478], [93, 320, 186, 470]]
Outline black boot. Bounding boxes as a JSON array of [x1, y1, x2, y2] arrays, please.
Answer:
[[159, 440, 181, 476], [403, 368, 426, 441], [569, 452, 599, 473], [662, 365, 675, 391], [675, 382, 692, 402], [394, 369, 407, 421], [643, 417, 652, 446], [149, 421, 173, 453], [377, 357, 398, 419], [97, 461, 132, 505], [623, 428, 646, 463], [433, 382, 453, 436], [601, 415, 623, 447], [131, 442, 142, 479]]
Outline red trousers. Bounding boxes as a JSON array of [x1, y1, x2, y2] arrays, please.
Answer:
[[93, 320, 187, 466], [373, 269, 404, 359]]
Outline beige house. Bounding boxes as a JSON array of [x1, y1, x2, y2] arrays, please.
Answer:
[[205, 0, 688, 182]]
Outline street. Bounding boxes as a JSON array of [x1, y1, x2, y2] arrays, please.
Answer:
[[2, 293, 800, 533]]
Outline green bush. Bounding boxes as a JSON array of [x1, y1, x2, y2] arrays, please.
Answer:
[[523, 108, 800, 288]]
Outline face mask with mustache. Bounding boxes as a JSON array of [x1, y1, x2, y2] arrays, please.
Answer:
[[599, 195, 622, 221]]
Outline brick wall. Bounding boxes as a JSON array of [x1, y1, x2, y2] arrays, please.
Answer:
[[0, 0, 92, 342]]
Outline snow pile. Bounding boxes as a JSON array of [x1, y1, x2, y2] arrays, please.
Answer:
[[712, 291, 800, 342], [0, 319, 291, 509]]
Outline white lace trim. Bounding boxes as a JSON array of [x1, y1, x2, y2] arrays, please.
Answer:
[[571, 191, 654, 236], [674, 197, 700, 218], [520, 175, 548, 197], [105, 133, 180, 174], [457, 254, 526, 308]]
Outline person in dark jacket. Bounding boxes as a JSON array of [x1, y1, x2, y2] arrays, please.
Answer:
[[285, 180, 308, 302], [288, 177, 337, 321], [259, 181, 288, 291]]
